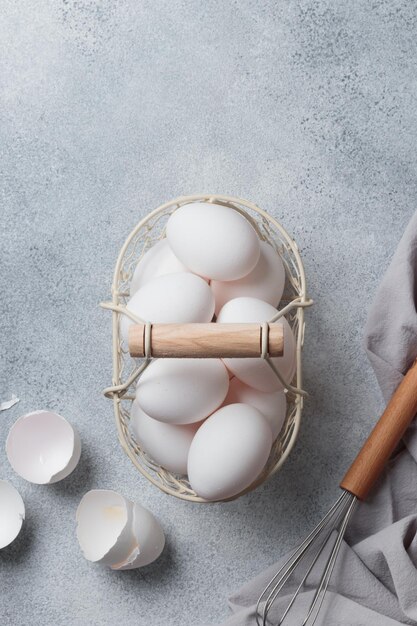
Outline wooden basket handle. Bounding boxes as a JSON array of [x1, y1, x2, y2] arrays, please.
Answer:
[[340, 358, 417, 500], [128, 322, 284, 359]]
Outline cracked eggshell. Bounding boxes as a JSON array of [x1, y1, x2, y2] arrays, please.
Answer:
[[166, 202, 260, 281], [211, 241, 286, 315], [0, 480, 25, 549], [121, 272, 215, 343], [217, 297, 296, 392], [6, 411, 81, 484], [76, 490, 136, 566], [136, 358, 229, 424], [130, 239, 189, 294], [111, 503, 165, 570], [188, 403, 272, 501], [223, 377, 287, 440], [130, 401, 201, 474]]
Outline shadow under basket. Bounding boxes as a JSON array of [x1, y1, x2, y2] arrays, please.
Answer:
[[102, 194, 311, 502]]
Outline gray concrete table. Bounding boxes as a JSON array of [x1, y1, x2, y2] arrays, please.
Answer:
[[1, 1, 416, 624]]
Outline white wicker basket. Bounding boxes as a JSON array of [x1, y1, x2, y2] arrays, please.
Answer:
[[102, 194, 311, 502]]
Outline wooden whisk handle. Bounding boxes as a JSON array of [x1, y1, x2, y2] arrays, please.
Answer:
[[340, 358, 417, 500], [128, 322, 284, 358]]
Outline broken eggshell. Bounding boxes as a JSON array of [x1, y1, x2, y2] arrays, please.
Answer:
[[0, 480, 25, 549], [111, 502, 165, 570], [76, 490, 136, 566], [76, 489, 165, 569], [6, 410, 81, 484]]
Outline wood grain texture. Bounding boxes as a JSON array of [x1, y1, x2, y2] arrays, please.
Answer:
[[128, 322, 284, 358], [340, 358, 417, 500]]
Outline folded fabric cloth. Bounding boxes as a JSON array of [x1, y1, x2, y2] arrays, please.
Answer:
[[220, 211, 417, 626]]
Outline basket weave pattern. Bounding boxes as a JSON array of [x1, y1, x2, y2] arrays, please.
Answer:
[[103, 195, 310, 502]]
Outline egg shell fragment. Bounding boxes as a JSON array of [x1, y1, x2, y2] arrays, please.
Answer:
[[6, 411, 81, 484], [0, 480, 25, 549], [136, 358, 229, 424], [217, 297, 296, 392], [211, 241, 286, 315], [223, 377, 287, 440], [111, 502, 165, 570], [130, 401, 201, 474], [166, 202, 260, 281], [76, 490, 137, 566], [187, 403, 272, 501], [130, 239, 189, 294], [121, 272, 215, 343]]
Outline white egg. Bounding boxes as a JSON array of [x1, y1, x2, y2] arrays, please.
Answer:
[[166, 202, 260, 281], [223, 377, 287, 440], [0, 480, 25, 549], [130, 239, 189, 294], [211, 241, 286, 315], [121, 272, 215, 342], [187, 403, 272, 501], [111, 502, 165, 570], [130, 401, 201, 474], [6, 411, 81, 484], [76, 490, 136, 566], [217, 297, 296, 392], [136, 358, 229, 424]]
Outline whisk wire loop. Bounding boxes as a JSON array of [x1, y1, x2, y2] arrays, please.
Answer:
[[303, 494, 357, 626], [256, 491, 357, 626], [275, 497, 350, 624], [256, 492, 348, 625]]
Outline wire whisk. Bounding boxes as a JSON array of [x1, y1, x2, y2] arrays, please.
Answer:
[[256, 356, 417, 625]]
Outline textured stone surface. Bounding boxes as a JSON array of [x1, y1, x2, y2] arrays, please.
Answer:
[[1, 1, 416, 624]]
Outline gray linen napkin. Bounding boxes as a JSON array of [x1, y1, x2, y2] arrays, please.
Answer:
[[220, 211, 417, 626]]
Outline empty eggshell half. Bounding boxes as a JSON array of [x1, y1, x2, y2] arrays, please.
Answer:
[[211, 241, 286, 315], [111, 502, 165, 570], [130, 239, 189, 294], [0, 480, 25, 549], [223, 377, 287, 440], [130, 400, 201, 474], [6, 411, 81, 484], [136, 358, 229, 424], [76, 490, 165, 570], [187, 403, 272, 501], [120, 272, 215, 343], [217, 297, 296, 392], [76, 490, 136, 566], [166, 202, 260, 281]]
